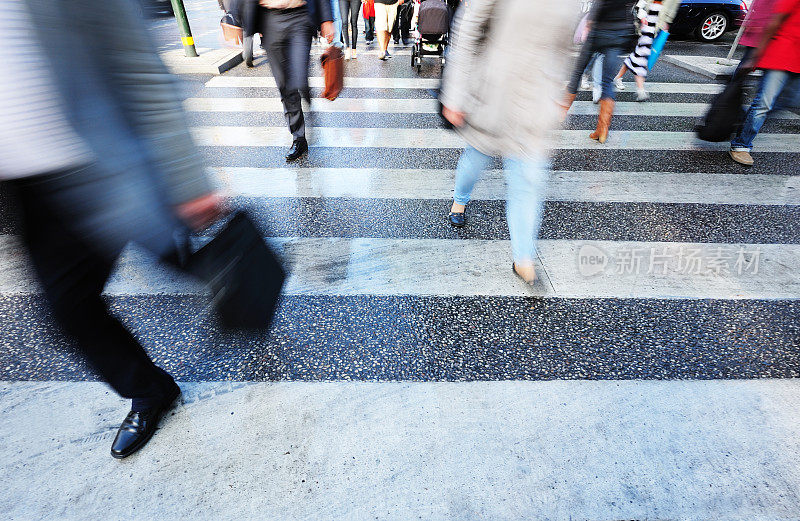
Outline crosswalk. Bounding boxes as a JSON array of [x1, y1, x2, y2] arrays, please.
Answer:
[[2, 61, 798, 379], [2, 30, 800, 519]]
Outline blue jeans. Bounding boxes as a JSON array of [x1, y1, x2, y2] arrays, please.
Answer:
[[731, 69, 800, 151], [330, 0, 344, 48], [567, 28, 626, 100], [453, 146, 549, 263]]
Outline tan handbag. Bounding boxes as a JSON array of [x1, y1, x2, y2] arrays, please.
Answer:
[[320, 46, 344, 101]]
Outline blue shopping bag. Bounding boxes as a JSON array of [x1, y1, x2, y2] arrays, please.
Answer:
[[648, 30, 669, 70]]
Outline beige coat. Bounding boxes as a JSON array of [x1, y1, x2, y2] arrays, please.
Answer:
[[440, 0, 578, 159]]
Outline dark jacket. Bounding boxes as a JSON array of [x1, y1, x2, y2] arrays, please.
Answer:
[[243, 0, 333, 37], [590, 0, 636, 31]]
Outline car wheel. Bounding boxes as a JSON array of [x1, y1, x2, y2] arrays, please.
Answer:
[[696, 11, 729, 42]]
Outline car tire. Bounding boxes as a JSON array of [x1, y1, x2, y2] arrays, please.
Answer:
[[695, 11, 729, 43]]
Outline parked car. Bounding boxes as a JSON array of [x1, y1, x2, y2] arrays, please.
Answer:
[[671, 0, 748, 42]]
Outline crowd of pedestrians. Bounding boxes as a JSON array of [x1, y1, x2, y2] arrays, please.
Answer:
[[0, 0, 797, 461]]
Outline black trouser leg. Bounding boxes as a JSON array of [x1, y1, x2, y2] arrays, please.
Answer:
[[12, 173, 176, 409], [400, 4, 410, 40], [567, 37, 598, 95], [339, 0, 351, 48], [365, 16, 374, 41], [348, 0, 361, 49], [264, 8, 311, 140], [392, 8, 400, 42]]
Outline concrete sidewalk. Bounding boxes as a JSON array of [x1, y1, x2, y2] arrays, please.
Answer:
[[2, 380, 800, 520], [661, 55, 739, 79], [160, 47, 242, 75]]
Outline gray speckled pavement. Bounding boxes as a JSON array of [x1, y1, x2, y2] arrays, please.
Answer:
[[1, 2, 799, 519]]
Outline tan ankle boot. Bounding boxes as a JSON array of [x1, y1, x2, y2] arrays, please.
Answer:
[[559, 92, 577, 121], [589, 98, 614, 143]]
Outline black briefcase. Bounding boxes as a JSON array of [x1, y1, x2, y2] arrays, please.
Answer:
[[185, 211, 286, 330]]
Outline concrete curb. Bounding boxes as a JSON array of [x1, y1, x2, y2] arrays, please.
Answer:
[[662, 54, 737, 80], [160, 48, 242, 75]]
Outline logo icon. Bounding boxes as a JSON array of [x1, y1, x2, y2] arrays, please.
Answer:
[[578, 244, 608, 277]]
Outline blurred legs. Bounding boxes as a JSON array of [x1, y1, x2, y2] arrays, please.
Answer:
[[732, 70, 799, 151], [264, 8, 312, 141], [452, 146, 493, 209], [503, 156, 548, 267], [13, 169, 177, 409]]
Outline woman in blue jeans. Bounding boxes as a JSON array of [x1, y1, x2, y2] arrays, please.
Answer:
[[440, 0, 575, 285], [562, 0, 636, 143]]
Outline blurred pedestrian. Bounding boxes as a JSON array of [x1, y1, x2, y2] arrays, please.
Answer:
[[613, 0, 679, 101], [730, 0, 800, 165], [364, 0, 376, 44], [3, 0, 225, 458], [562, 0, 636, 143], [375, 0, 403, 60], [340, 0, 362, 58], [574, 11, 607, 105], [392, 0, 412, 45], [441, 0, 576, 285], [363, 0, 376, 43], [242, 0, 260, 66], [244, 0, 335, 161], [734, 0, 779, 77], [331, 0, 344, 50]]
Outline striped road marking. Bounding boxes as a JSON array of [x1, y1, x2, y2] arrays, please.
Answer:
[[184, 97, 800, 119], [205, 76, 726, 93], [205, 76, 443, 89], [192, 126, 800, 152], [1, 237, 797, 299], [210, 167, 800, 206]]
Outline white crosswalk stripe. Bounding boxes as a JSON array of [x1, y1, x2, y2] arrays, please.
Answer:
[[211, 167, 800, 205], [205, 75, 444, 89], [185, 97, 800, 118], [0, 236, 794, 299], [205, 76, 728, 93], [192, 126, 800, 151]]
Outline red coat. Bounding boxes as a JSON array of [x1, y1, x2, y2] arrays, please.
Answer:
[[363, 0, 375, 17], [758, 0, 800, 73]]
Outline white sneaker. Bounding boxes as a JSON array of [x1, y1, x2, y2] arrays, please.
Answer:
[[636, 88, 649, 102], [344, 48, 351, 60], [351, 48, 357, 59], [580, 75, 590, 90], [614, 77, 625, 90], [592, 87, 601, 104]]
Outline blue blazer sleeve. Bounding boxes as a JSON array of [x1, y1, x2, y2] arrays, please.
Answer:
[[310, 0, 333, 27]]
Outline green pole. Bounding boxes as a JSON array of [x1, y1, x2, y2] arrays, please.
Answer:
[[170, 0, 199, 57]]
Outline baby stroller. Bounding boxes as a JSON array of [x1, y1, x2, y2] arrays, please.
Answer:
[[410, 0, 450, 72]]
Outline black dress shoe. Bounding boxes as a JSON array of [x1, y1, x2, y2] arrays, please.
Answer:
[[285, 137, 308, 162], [110, 384, 180, 459], [448, 211, 465, 228]]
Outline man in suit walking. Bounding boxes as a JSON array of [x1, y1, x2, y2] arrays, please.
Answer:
[[6, 0, 225, 459], [245, 0, 334, 161]]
